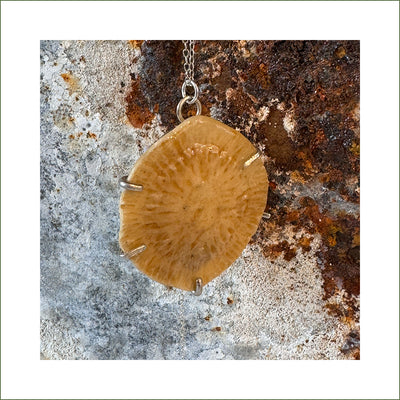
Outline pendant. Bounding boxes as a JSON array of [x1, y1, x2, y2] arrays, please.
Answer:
[[119, 115, 268, 293]]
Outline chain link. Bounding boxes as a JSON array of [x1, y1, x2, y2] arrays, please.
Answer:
[[177, 40, 202, 121], [182, 40, 194, 81]]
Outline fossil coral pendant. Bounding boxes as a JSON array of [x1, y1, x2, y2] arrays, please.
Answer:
[[119, 115, 268, 292]]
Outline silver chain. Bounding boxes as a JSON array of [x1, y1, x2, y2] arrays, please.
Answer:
[[177, 40, 202, 122], [183, 40, 195, 81]]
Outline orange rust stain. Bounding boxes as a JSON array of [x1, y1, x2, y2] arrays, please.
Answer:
[[335, 46, 346, 59], [352, 233, 360, 247], [227, 297, 234, 305], [297, 151, 314, 174], [326, 303, 343, 318], [61, 72, 80, 95], [69, 134, 75, 139], [298, 236, 311, 252], [128, 40, 144, 49], [299, 197, 341, 245], [341, 315, 355, 326], [285, 209, 300, 224], [212, 327, 222, 332], [290, 170, 306, 183], [126, 78, 154, 129], [350, 142, 360, 156], [264, 240, 297, 262], [87, 131, 97, 140], [327, 235, 337, 247]]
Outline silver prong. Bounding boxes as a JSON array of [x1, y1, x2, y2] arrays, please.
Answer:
[[119, 176, 143, 191], [194, 278, 203, 296], [262, 212, 271, 219], [244, 152, 260, 168], [121, 244, 147, 259]]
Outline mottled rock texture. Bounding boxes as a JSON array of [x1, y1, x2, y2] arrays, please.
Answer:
[[40, 40, 360, 360]]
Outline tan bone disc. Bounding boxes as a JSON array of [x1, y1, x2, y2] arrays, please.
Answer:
[[119, 115, 268, 291]]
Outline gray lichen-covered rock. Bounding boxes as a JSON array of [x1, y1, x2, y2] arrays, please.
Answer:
[[40, 40, 359, 360]]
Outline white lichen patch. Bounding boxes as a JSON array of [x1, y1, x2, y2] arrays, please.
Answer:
[[276, 100, 285, 111], [41, 317, 86, 360], [283, 111, 296, 135], [255, 105, 270, 122]]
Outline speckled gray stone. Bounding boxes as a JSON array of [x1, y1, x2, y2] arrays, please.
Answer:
[[40, 40, 358, 360]]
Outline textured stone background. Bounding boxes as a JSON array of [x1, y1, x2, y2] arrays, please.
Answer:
[[40, 40, 360, 360]]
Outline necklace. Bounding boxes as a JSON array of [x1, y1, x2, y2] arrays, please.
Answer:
[[119, 41, 268, 296]]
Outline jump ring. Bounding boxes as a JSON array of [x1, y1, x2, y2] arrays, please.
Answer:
[[176, 96, 202, 122], [181, 80, 199, 104]]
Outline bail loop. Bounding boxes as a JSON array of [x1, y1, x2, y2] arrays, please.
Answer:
[[176, 95, 202, 122]]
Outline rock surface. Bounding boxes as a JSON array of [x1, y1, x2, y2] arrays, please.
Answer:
[[40, 40, 360, 360]]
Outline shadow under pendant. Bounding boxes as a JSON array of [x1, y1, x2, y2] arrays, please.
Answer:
[[119, 115, 268, 292]]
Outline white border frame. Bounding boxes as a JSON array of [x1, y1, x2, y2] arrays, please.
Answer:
[[1, 1, 399, 399]]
